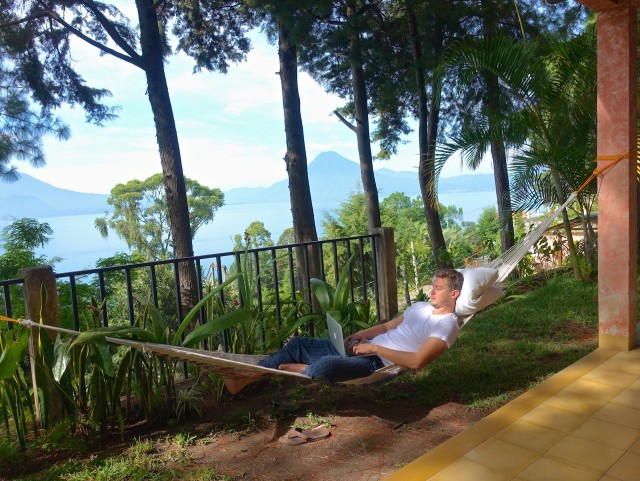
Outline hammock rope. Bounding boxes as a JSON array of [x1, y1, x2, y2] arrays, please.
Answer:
[[0, 155, 626, 385]]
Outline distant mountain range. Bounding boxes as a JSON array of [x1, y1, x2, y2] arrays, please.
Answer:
[[0, 151, 495, 220], [0, 174, 110, 219], [224, 151, 495, 205]]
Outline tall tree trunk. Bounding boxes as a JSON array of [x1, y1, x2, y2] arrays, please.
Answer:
[[278, 22, 321, 305], [346, 0, 381, 233], [489, 138, 515, 252], [482, 0, 515, 254], [550, 169, 583, 280], [406, 3, 449, 268], [135, 0, 198, 316]]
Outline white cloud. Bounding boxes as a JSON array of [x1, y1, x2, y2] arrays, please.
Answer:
[[15, 24, 494, 198]]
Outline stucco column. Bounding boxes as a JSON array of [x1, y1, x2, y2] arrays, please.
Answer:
[[597, 6, 638, 350]]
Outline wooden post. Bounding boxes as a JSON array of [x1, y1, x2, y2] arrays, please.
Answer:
[[22, 266, 63, 427], [373, 227, 398, 322]]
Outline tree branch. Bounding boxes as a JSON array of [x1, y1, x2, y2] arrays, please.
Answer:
[[0, 12, 48, 29], [333, 110, 357, 133], [74, 0, 144, 67]]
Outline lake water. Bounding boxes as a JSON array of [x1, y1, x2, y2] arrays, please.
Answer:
[[1, 191, 496, 273]]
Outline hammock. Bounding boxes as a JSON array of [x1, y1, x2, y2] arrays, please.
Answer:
[[1, 191, 577, 387]]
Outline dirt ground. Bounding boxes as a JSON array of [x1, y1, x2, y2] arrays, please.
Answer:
[[181, 391, 488, 481], [2, 375, 492, 481]]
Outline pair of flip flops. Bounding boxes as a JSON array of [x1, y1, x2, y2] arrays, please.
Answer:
[[278, 426, 331, 446]]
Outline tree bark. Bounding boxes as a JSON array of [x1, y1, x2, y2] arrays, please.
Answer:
[[135, 0, 198, 316], [278, 22, 321, 304], [346, 0, 381, 233], [550, 169, 583, 280], [406, 3, 449, 268], [482, 0, 515, 254], [489, 137, 515, 253]]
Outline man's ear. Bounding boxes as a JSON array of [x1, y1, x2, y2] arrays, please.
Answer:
[[451, 289, 460, 299]]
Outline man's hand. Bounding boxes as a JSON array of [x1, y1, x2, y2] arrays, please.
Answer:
[[344, 331, 368, 350], [352, 342, 378, 356]]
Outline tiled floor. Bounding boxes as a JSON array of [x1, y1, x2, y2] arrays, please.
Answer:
[[385, 348, 640, 481]]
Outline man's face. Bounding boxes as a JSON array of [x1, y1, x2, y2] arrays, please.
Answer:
[[429, 277, 457, 309]]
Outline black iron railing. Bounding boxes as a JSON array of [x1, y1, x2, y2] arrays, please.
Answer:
[[1, 235, 383, 336]]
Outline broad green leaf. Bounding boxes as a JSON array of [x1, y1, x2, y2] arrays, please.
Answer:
[[70, 326, 155, 348], [0, 336, 28, 380], [91, 338, 115, 377], [172, 273, 241, 346], [133, 293, 166, 342], [310, 278, 334, 310], [52, 336, 73, 382], [182, 309, 249, 348], [271, 313, 320, 347]]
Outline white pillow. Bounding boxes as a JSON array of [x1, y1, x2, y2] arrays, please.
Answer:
[[456, 284, 504, 316], [454, 267, 500, 316]]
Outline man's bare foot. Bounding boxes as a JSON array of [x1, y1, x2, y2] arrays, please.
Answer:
[[278, 363, 308, 373], [223, 376, 258, 395]]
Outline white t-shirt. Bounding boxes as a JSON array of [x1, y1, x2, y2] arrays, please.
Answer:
[[369, 302, 460, 366]]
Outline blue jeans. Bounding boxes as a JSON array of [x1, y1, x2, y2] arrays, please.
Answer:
[[258, 336, 384, 383]]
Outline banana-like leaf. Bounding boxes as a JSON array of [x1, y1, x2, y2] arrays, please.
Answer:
[[90, 337, 115, 377], [272, 313, 320, 346], [133, 293, 167, 342], [52, 336, 73, 382], [0, 330, 29, 380], [334, 254, 356, 313], [172, 272, 241, 346], [182, 308, 250, 348], [70, 326, 156, 348], [310, 278, 335, 310]]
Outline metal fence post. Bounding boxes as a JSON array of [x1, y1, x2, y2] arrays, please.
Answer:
[[373, 227, 398, 321], [22, 266, 63, 427]]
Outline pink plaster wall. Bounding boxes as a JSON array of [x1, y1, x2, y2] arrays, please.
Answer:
[[597, 7, 638, 348]]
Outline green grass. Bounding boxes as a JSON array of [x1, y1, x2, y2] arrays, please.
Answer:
[[12, 437, 232, 481]]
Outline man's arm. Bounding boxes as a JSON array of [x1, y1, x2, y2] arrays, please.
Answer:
[[352, 336, 449, 370]]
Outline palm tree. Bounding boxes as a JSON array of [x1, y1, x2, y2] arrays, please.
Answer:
[[438, 29, 598, 279]]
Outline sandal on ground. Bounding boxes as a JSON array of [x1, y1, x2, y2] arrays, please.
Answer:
[[278, 426, 331, 446]]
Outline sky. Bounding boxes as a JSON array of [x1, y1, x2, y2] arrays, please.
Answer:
[[17, 26, 493, 195]]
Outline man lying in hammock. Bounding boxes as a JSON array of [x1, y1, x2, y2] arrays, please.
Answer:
[[223, 268, 463, 394]]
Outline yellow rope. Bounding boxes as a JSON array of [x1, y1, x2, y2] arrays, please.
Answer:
[[574, 151, 631, 196], [0, 315, 22, 324]]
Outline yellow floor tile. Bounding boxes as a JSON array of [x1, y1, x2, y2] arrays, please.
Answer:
[[605, 452, 640, 481], [464, 438, 538, 475], [628, 378, 640, 391], [495, 419, 566, 452], [545, 435, 624, 472], [601, 358, 640, 376], [593, 403, 640, 429], [571, 417, 640, 450], [383, 348, 640, 481], [518, 456, 601, 481], [563, 379, 624, 405], [519, 404, 588, 433], [610, 349, 640, 363], [543, 390, 603, 416], [428, 457, 510, 481], [610, 388, 640, 410], [582, 367, 639, 388]]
